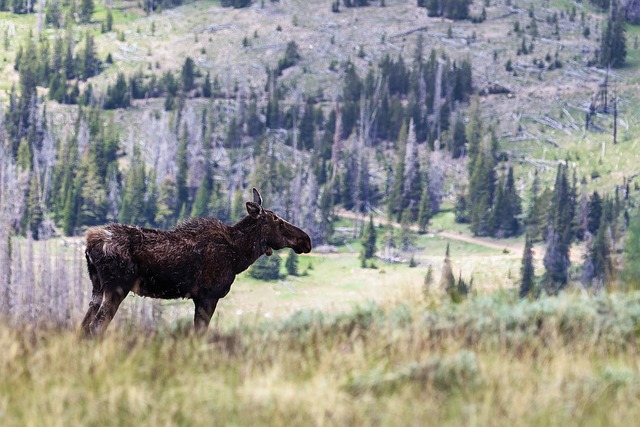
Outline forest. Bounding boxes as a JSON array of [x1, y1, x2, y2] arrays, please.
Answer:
[[1, 0, 640, 423]]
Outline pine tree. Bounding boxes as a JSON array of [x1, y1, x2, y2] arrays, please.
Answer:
[[520, 235, 535, 298], [543, 164, 574, 292], [399, 208, 415, 251], [16, 138, 32, 171], [466, 97, 483, 175], [622, 210, 640, 290], [106, 9, 113, 32], [190, 174, 212, 218], [423, 265, 434, 295], [285, 249, 299, 276], [119, 147, 147, 225], [155, 177, 177, 229], [469, 147, 496, 237], [26, 174, 44, 240], [439, 243, 455, 292], [78, 152, 108, 227], [62, 173, 80, 236], [80, 32, 98, 80], [525, 170, 545, 241], [587, 191, 603, 235], [401, 119, 422, 221], [202, 72, 212, 98], [231, 189, 245, 223], [296, 100, 312, 150], [79, 0, 94, 23], [493, 166, 521, 238], [388, 121, 407, 220], [584, 213, 615, 290], [248, 253, 281, 281], [417, 184, 431, 233], [599, 0, 627, 68], [176, 125, 189, 211], [361, 214, 377, 259], [181, 57, 195, 92], [450, 113, 467, 158]]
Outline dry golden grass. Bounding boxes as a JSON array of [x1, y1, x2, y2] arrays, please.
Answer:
[[1, 292, 640, 426]]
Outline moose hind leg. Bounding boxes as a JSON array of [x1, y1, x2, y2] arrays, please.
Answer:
[[193, 297, 219, 334], [88, 284, 132, 337], [80, 258, 103, 337]]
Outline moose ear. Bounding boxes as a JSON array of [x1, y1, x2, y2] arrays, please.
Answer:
[[246, 202, 261, 218], [252, 188, 263, 206]]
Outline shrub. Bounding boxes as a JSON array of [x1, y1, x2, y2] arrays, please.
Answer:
[[248, 254, 281, 280]]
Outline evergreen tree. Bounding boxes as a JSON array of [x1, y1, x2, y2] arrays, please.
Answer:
[[519, 235, 535, 298], [525, 170, 545, 241], [401, 119, 422, 221], [26, 174, 44, 240], [62, 177, 80, 236], [417, 184, 431, 233], [543, 164, 574, 292], [106, 9, 113, 32], [202, 72, 212, 98], [399, 208, 415, 251], [46, 0, 63, 28], [16, 138, 32, 171], [423, 265, 434, 295], [587, 191, 603, 235], [361, 214, 377, 259], [468, 146, 496, 237], [599, 0, 627, 68], [450, 113, 467, 158], [190, 175, 212, 218], [104, 72, 130, 109], [81, 32, 99, 80], [78, 152, 108, 227], [492, 166, 521, 238], [248, 253, 281, 280], [79, 0, 94, 23], [388, 122, 407, 220], [285, 249, 299, 276], [584, 213, 615, 290], [155, 177, 177, 228], [439, 243, 455, 292], [231, 189, 245, 223], [299, 100, 316, 150], [622, 211, 640, 290], [176, 125, 189, 210], [465, 97, 483, 176], [181, 57, 196, 92], [119, 147, 147, 225]]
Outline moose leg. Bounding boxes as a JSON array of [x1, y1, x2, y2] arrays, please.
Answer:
[[80, 288, 103, 337], [80, 258, 103, 336], [193, 297, 219, 334], [88, 286, 130, 337]]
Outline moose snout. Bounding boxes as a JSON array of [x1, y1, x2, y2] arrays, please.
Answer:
[[296, 235, 312, 254]]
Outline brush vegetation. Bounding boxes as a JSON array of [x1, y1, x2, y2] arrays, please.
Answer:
[[1, 292, 640, 426]]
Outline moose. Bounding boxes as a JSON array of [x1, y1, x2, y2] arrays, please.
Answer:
[[80, 188, 312, 337]]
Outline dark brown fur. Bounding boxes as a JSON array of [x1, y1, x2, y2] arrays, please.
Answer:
[[80, 188, 311, 337]]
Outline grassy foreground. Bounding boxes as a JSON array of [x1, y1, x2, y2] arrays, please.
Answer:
[[1, 292, 640, 426]]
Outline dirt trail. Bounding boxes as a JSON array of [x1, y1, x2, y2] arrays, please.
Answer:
[[336, 209, 524, 255]]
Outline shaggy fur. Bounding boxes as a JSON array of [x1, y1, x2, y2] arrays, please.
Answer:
[[80, 189, 311, 337]]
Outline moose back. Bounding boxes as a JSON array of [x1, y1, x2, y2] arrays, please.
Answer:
[[80, 188, 312, 337]]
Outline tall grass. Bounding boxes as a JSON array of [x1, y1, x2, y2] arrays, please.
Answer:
[[1, 292, 640, 426]]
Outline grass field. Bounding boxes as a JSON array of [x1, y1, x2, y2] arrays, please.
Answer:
[[1, 291, 640, 426]]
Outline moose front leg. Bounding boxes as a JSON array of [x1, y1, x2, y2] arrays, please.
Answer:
[[193, 297, 219, 334]]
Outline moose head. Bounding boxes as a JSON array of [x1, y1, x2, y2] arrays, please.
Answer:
[[245, 188, 312, 256]]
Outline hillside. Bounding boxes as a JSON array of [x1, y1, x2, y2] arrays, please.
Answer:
[[1, 0, 640, 326]]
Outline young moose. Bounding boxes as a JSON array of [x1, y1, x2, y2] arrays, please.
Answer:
[[80, 188, 312, 337]]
